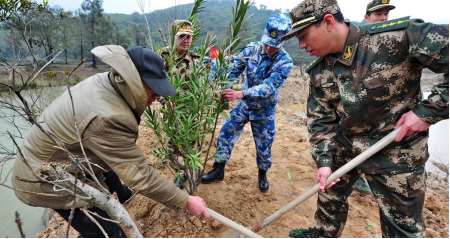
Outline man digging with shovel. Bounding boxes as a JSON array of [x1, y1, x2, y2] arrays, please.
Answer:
[[281, 0, 448, 237]]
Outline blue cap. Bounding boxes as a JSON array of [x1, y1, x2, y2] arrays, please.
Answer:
[[260, 14, 292, 48]]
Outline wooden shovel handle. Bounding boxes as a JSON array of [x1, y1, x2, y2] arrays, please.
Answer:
[[207, 208, 263, 238], [254, 128, 400, 232]]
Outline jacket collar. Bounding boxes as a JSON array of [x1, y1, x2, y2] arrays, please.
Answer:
[[336, 21, 361, 66]]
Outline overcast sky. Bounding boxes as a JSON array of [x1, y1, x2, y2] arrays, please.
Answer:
[[46, 0, 449, 24]]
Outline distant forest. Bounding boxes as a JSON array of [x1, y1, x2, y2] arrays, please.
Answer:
[[0, 0, 315, 66]]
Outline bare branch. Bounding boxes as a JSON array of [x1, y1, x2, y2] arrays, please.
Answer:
[[24, 50, 63, 88], [86, 210, 120, 224], [66, 208, 75, 238], [66, 60, 84, 80], [15, 211, 26, 238], [81, 208, 109, 238], [67, 86, 109, 194]]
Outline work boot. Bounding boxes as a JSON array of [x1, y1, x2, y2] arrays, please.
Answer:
[[353, 176, 371, 194], [258, 169, 269, 192], [289, 227, 326, 238], [201, 162, 225, 183]]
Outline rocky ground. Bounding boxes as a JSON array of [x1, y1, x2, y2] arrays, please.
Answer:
[[39, 67, 448, 238]]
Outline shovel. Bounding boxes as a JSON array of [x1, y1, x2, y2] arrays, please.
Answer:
[[207, 208, 262, 238], [252, 128, 400, 232]]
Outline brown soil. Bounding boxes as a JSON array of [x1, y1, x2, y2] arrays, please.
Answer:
[[38, 67, 448, 238]]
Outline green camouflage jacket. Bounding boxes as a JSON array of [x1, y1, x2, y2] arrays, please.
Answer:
[[160, 47, 200, 82], [306, 18, 449, 170]]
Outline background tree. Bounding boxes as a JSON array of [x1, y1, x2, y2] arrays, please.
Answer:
[[80, 0, 104, 68]]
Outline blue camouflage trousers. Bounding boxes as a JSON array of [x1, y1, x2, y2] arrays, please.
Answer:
[[215, 103, 275, 171]]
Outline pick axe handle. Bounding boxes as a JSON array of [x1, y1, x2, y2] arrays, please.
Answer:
[[207, 208, 263, 238], [257, 128, 400, 230]]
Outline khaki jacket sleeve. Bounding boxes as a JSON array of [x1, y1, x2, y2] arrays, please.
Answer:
[[84, 116, 189, 209]]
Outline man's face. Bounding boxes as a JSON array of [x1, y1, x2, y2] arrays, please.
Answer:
[[263, 44, 279, 57], [295, 22, 333, 57], [175, 33, 193, 53], [365, 9, 390, 23], [144, 84, 158, 106]]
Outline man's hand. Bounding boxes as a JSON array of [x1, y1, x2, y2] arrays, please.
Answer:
[[316, 167, 339, 192], [222, 89, 243, 101], [395, 111, 430, 142], [186, 196, 210, 219]]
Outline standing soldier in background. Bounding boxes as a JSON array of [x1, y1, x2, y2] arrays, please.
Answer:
[[282, 0, 448, 237], [363, 0, 395, 24], [201, 14, 293, 193], [159, 20, 200, 187], [160, 20, 200, 82]]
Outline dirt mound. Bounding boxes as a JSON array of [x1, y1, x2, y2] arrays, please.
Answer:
[[40, 68, 448, 237]]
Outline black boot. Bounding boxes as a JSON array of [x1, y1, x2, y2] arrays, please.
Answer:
[[258, 169, 269, 192], [201, 162, 225, 183]]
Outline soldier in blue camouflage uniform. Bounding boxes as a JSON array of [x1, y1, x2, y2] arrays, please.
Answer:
[[201, 14, 294, 192], [282, 0, 448, 237]]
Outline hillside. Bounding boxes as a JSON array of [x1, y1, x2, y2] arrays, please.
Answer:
[[0, 0, 314, 66], [106, 0, 315, 66]]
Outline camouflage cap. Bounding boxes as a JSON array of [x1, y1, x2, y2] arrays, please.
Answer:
[[172, 20, 193, 36], [366, 0, 395, 14], [282, 0, 341, 41], [260, 14, 292, 48]]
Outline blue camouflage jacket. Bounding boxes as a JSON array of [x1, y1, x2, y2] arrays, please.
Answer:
[[228, 42, 293, 118]]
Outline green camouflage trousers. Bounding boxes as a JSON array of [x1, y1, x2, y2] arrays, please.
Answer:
[[314, 138, 428, 237]]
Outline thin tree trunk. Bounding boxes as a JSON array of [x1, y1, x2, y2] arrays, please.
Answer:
[[63, 30, 68, 64], [80, 20, 84, 61], [91, 17, 96, 68]]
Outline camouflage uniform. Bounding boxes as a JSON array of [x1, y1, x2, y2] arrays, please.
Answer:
[[214, 14, 294, 171], [284, 0, 448, 237], [160, 47, 200, 82], [160, 20, 200, 83], [215, 41, 293, 170]]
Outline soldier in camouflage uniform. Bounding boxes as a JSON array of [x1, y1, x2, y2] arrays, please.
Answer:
[[282, 0, 448, 237], [201, 14, 294, 192], [160, 20, 200, 82], [159, 20, 200, 188], [355, 0, 398, 194], [363, 0, 396, 24]]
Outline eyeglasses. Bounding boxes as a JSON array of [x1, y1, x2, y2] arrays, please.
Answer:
[[178, 34, 192, 40]]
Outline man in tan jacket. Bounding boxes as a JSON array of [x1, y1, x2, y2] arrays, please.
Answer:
[[11, 45, 209, 237]]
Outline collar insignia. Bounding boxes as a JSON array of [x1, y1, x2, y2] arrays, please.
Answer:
[[343, 45, 353, 61]]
